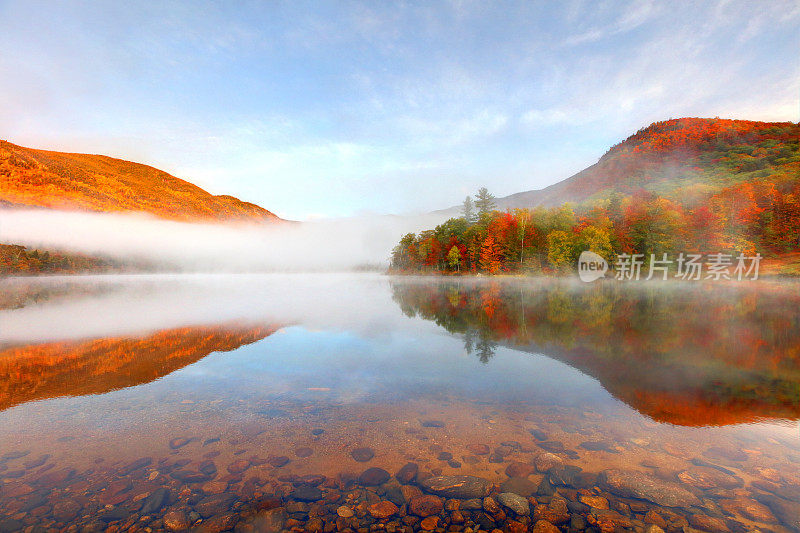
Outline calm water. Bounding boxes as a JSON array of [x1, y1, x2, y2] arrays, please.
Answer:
[[0, 274, 798, 532]]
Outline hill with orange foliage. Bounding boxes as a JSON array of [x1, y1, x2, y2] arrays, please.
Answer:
[[0, 140, 281, 223], [495, 117, 799, 209], [0, 323, 281, 412]]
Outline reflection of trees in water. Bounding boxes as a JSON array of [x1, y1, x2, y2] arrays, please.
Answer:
[[463, 329, 497, 364], [390, 279, 800, 425]]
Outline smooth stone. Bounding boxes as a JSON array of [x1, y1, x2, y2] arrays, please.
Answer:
[[290, 485, 323, 502], [529, 429, 547, 441], [461, 498, 482, 510], [198, 460, 217, 475], [194, 493, 237, 518], [533, 496, 569, 525], [52, 499, 82, 521], [483, 496, 500, 514], [466, 443, 490, 455], [227, 459, 251, 474], [506, 461, 536, 478], [359, 467, 390, 486], [703, 446, 748, 462], [1, 450, 30, 462], [420, 516, 439, 530], [201, 480, 228, 494], [170, 470, 211, 483], [238, 507, 286, 532], [336, 505, 354, 518], [501, 477, 538, 497], [268, 456, 290, 468], [419, 475, 490, 499], [141, 487, 171, 514], [295, 474, 326, 486], [23, 454, 50, 469], [578, 495, 609, 510], [163, 510, 190, 531], [368, 500, 399, 519], [169, 438, 190, 449], [600, 469, 701, 508], [395, 462, 419, 484], [533, 519, 560, 533], [677, 467, 743, 490], [409, 495, 443, 517], [690, 458, 737, 476], [199, 513, 237, 532], [534, 453, 563, 473], [294, 447, 313, 458], [537, 441, 565, 453], [718, 498, 776, 523], [350, 447, 375, 462], [579, 441, 616, 452], [498, 492, 530, 515]]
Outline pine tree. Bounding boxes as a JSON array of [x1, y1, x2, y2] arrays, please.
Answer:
[[475, 187, 496, 219], [461, 196, 476, 224]]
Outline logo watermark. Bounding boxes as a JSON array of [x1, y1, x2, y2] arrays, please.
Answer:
[[578, 251, 609, 282], [578, 251, 761, 282]]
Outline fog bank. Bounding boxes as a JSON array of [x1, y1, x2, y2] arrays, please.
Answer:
[[0, 209, 448, 271]]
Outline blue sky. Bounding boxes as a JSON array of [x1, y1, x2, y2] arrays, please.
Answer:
[[1, 0, 798, 220]]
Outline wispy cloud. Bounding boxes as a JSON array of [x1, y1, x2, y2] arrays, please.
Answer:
[[0, 0, 797, 218]]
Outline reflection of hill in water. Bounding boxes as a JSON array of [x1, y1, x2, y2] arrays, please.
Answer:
[[391, 279, 800, 427], [0, 323, 280, 412]]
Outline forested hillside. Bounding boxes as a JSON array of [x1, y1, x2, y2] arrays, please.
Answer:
[[394, 118, 800, 275]]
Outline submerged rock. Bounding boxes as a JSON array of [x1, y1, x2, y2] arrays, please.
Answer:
[[498, 492, 530, 515], [395, 462, 419, 484], [677, 466, 743, 490], [290, 485, 323, 502], [358, 467, 390, 486], [501, 477, 538, 497], [419, 475, 490, 499], [141, 487, 170, 514], [599, 469, 701, 508], [368, 500, 399, 519], [350, 447, 375, 462], [409, 495, 443, 517]]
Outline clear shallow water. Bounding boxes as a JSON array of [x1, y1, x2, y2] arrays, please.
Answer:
[[0, 274, 798, 532]]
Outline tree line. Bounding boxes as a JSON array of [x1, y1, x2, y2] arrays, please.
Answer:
[[390, 181, 800, 275]]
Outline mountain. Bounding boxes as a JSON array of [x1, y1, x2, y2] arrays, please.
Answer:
[[0, 140, 281, 223], [444, 117, 799, 214]]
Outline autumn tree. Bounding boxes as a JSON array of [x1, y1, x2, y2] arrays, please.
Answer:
[[447, 246, 462, 271]]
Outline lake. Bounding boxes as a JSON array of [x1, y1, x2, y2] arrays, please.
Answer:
[[0, 273, 798, 532]]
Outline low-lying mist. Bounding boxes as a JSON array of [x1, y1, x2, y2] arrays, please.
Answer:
[[0, 208, 448, 272]]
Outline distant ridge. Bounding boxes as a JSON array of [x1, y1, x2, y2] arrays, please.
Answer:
[[439, 117, 799, 213], [0, 140, 282, 223]]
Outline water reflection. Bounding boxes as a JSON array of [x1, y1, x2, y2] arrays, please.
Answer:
[[391, 278, 800, 427], [0, 323, 278, 411], [0, 274, 798, 532]]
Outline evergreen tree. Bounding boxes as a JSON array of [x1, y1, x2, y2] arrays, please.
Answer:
[[461, 196, 476, 224], [474, 187, 496, 219]]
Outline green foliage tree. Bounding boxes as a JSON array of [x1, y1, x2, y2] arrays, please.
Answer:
[[447, 246, 461, 271], [547, 230, 577, 269]]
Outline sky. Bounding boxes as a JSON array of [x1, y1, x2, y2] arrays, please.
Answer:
[[1, 1, 798, 220]]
